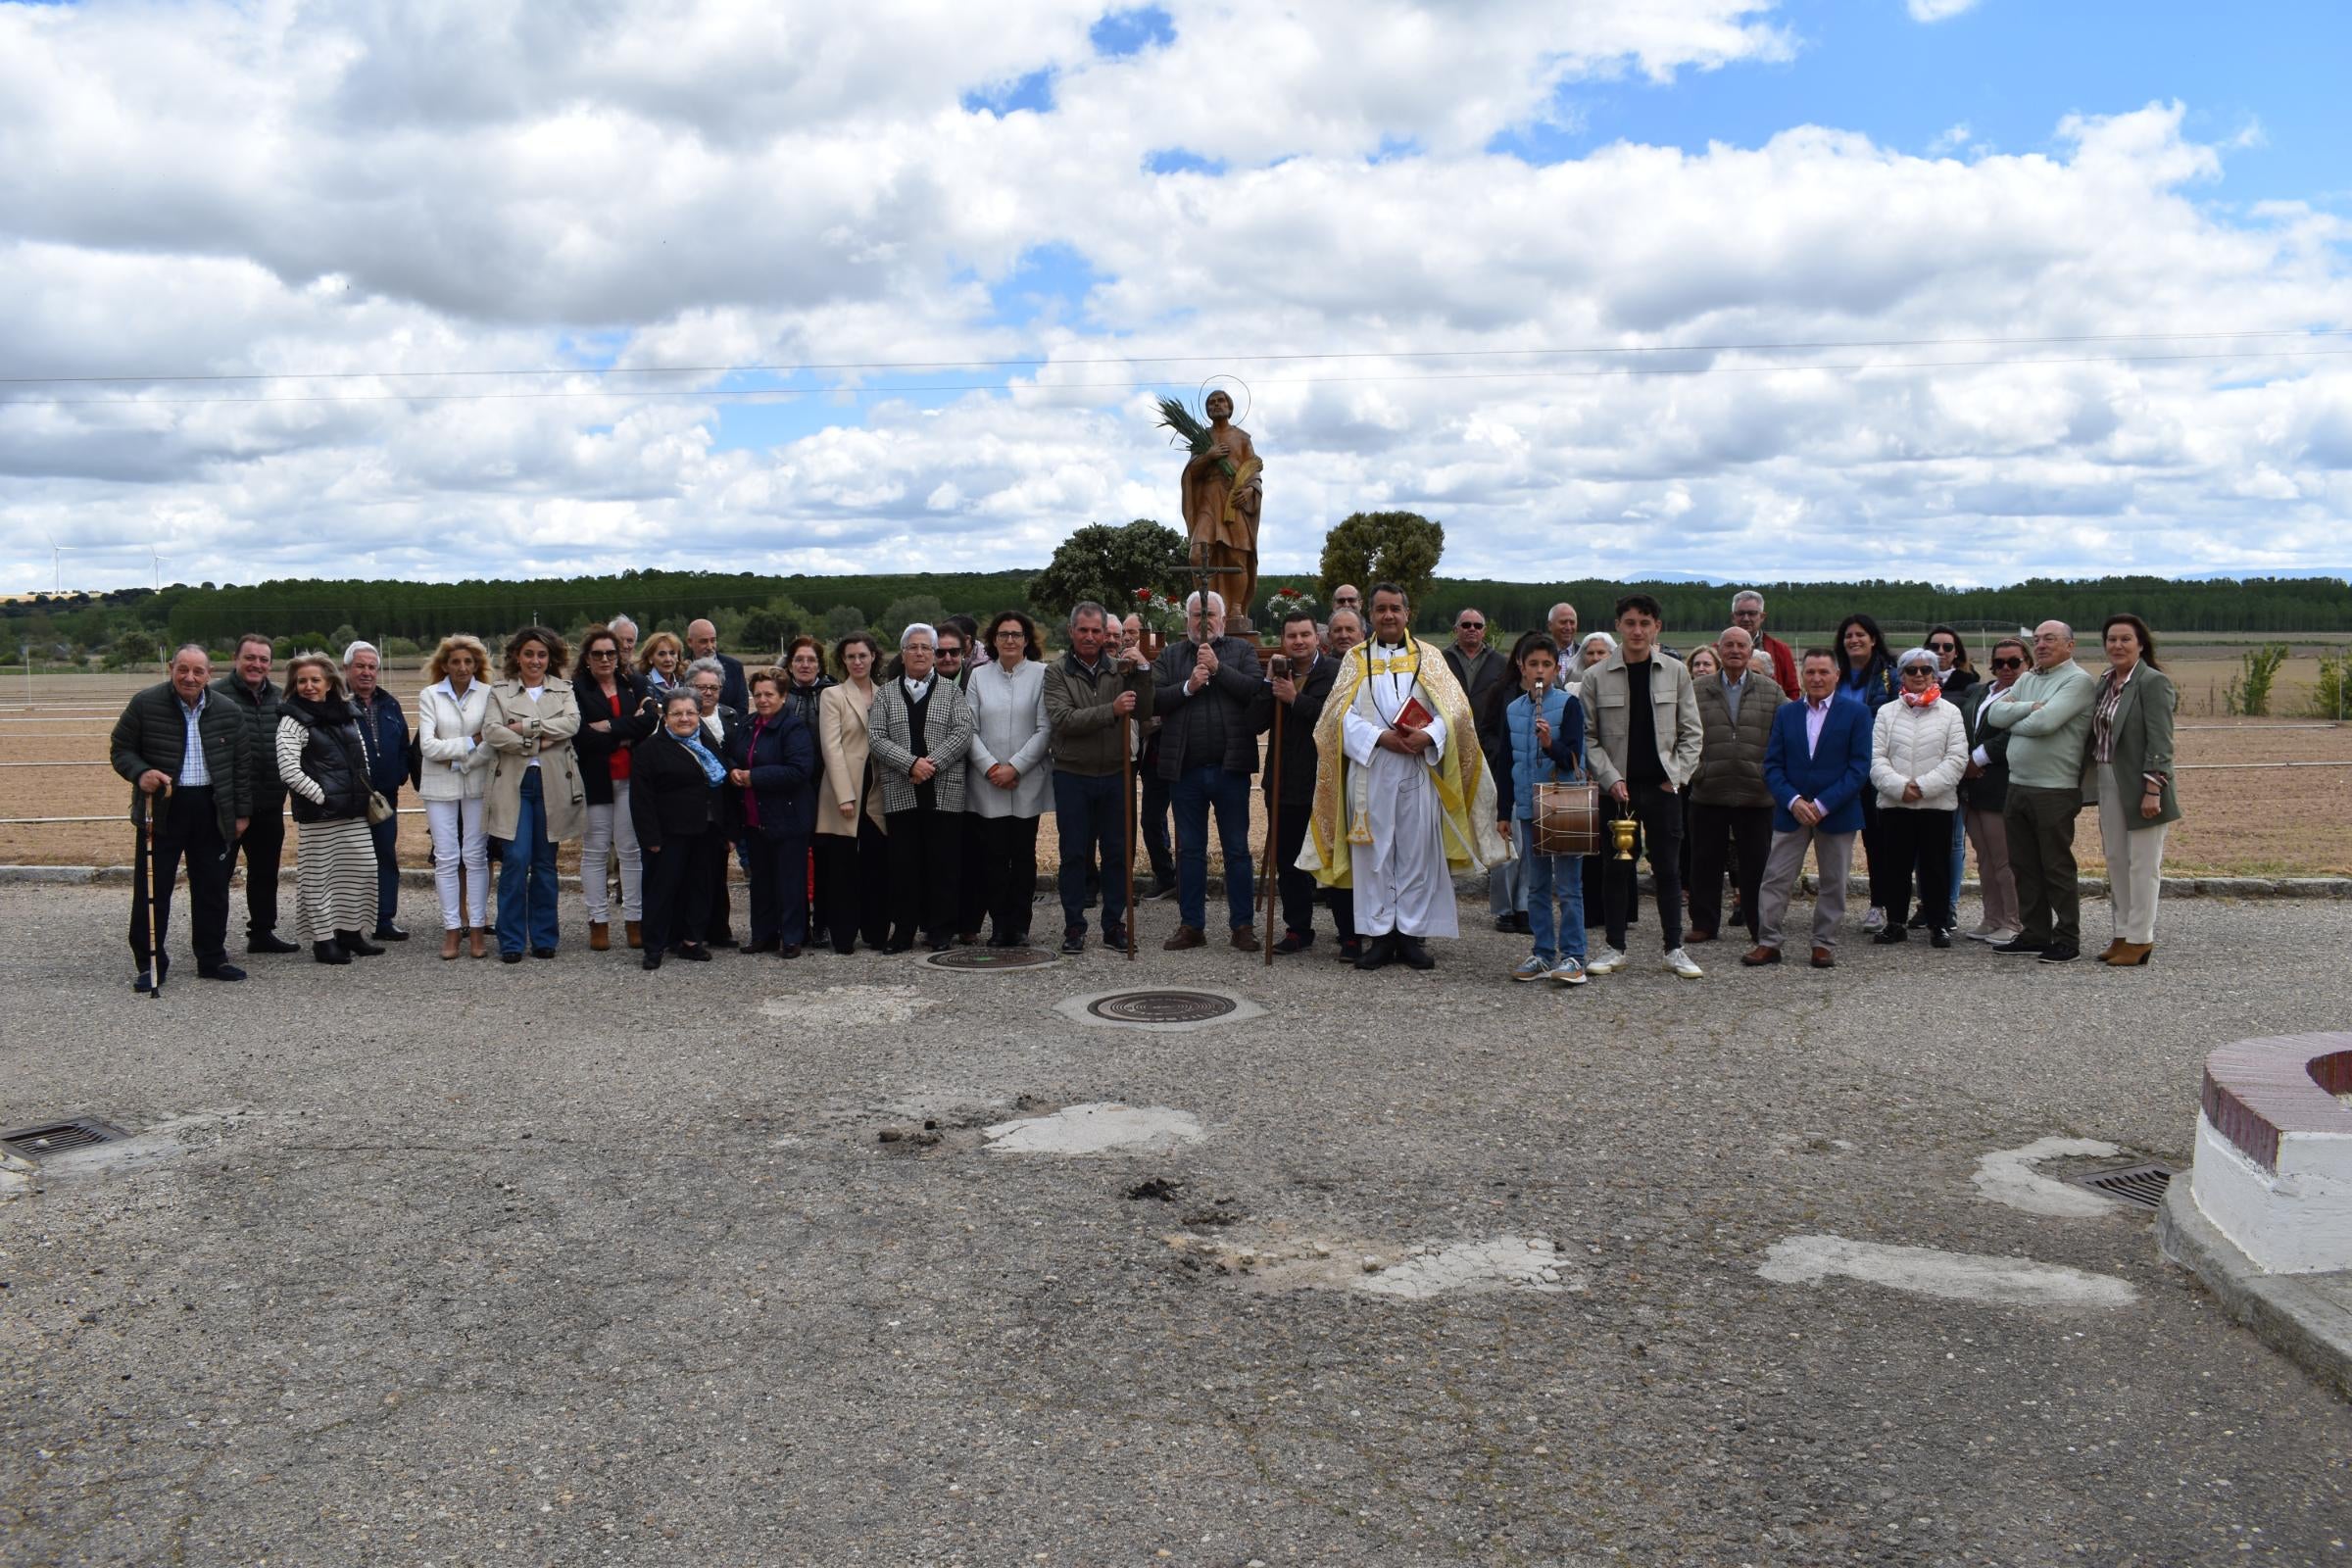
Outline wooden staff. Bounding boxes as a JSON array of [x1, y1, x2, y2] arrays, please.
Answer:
[[1122, 704, 1137, 962], [1261, 657, 1284, 966], [144, 781, 172, 998]]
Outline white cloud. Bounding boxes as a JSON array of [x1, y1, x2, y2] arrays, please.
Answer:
[[1906, 0, 1982, 22], [1, 4, 2348, 597]]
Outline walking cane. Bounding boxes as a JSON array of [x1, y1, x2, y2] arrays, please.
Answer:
[[1122, 708, 1138, 961], [145, 780, 172, 999], [1261, 664, 1283, 967]]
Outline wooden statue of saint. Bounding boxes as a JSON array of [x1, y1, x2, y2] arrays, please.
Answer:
[[1180, 388, 1262, 631]]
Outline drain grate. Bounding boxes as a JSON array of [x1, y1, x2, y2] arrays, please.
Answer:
[[924, 948, 1057, 970], [1088, 990, 1240, 1025], [2067, 1162, 2176, 1210], [2, 1118, 125, 1158]]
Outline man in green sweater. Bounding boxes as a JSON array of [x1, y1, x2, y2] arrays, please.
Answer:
[[1983, 620, 2096, 962]]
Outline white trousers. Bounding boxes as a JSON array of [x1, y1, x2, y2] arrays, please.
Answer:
[[2096, 762, 2169, 944], [581, 782, 644, 922], [424, 796, 489, 929]]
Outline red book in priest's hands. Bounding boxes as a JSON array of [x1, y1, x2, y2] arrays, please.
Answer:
[[1395, 696, 1435, 733]]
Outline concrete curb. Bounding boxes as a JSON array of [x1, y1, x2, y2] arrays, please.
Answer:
[[5, 864, 2351, 901], [2156, 1183, 2352, 1400]]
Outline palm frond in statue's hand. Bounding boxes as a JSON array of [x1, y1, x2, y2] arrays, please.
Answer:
[[1156, 397, 1237, 478]]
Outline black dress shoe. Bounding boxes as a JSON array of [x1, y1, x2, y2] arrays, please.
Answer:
[[132, 958, 171, 992], [1992, 938, 2047, 956], [336, 929, 385, 956], [195, 961, 245, 982], [987, 932, 1021, 949], [641, 953, 662, 970], [927, 937, 954, 954], [1871, 927, 1907, 945], [1906, 909, 1930, 929], [501, 951, 523, 964], [1493, 913, 1518, 932], [530, 946, 556, 959], [1060, 927, 1088, 955], [1397, 935, 1436, 970], [1510, 912, 1532, 935], [742, 936, 780, 955], [778, 944, 802, 958], [2037, 946, 2081, 963], [1272, 931, 1311, 955], [883, 939, 913, 955], [678, 944, 712, 961], [372, 923, 410, 942], [1930, 928, 1952, 949], [247, 932, 300, 955], [1336, 938, 1362, 963], [708, 933, 738, 949], [314, 940, 351, 965], [1354, 934, 1397, 971]]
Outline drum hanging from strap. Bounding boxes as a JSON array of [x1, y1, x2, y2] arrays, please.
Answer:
[[1532, 781, 1603, 858]]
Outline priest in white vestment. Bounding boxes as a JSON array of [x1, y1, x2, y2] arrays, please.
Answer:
[[1300, 584, 1505, 970]]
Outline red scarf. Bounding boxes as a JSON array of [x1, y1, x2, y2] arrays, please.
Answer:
[[1900, 682, 1942, 709]]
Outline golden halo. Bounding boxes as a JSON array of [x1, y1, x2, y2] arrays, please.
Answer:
[[1198, 374, 1251, 423]]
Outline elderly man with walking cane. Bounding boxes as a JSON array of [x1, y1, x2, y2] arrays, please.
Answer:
[[111, 645, 254, 990]]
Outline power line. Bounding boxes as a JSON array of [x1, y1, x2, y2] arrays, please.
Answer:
[[9, 346, 2351, 410], [3, 326, 2344, 386]]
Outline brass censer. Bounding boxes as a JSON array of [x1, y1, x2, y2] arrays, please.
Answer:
[[1609, 813, 1639, 861]]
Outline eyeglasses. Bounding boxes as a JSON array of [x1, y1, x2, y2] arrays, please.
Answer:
[[1989, 657, 2024, 669], [1928, 642, 1955, 653], [1457, 621, 1484, 630], [1902, 666, 1936, 678], [586, 648, 616, 659]]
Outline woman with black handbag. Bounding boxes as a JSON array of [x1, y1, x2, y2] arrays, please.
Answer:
[[631, 689, 727, 969]]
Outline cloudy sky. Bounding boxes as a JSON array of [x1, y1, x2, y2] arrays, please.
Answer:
[[4, 0, 2349, 594]]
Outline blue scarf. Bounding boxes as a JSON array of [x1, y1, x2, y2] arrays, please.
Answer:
[[673, 726, 725, 785]]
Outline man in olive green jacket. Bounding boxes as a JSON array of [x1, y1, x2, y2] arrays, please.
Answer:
[[1983, 620, 2096, 961]]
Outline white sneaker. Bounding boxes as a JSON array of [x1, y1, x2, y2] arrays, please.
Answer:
[[1861, 906, 1886, 934], [1510, 956, 1552, 982], [1547, 956, 1589, 986], [1962, 924, 2001, 943], [1585, 947, 1628, 975], [1665, 947, 1704, 979]]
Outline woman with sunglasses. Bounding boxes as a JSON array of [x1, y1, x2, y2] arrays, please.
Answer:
[[1916, 626, 1979, 929], [1837, 613, 1899, 933], [1956, 637, 2027, 943], [572, 623, 653, 952], [1867, 648, 1969, 948]]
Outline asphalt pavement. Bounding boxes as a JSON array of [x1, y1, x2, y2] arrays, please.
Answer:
[[3, 883, 2349, 1566]]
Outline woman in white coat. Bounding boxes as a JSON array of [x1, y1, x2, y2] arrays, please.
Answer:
[[417, 634, 496, 958], [1869, 647, 1970, 948], [962, 611, 1054, 947]]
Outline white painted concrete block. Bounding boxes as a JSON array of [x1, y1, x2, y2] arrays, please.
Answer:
[[2189, 1111, 2352, 1276]]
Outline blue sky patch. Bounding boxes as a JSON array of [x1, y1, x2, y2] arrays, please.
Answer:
[[1090, 5, 1174, 58], [961, 68, 1056, 118], [1145, 147, 1225, 176]]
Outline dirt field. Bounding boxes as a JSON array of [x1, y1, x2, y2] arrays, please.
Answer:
[[7, 663, 2349, 877]]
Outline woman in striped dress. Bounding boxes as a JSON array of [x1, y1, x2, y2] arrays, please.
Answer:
[[274, 652, 382, 964]]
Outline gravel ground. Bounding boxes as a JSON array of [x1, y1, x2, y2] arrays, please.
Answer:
[[3, 883, 2350, 1566]]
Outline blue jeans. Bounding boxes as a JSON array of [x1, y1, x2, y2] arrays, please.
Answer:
[[367, 785, 401, 926], [1518, 818, 1585, 964], [494, 770, 560, 954], [1053, 771, 1128, 935], [1170, 764, 1254, 932]]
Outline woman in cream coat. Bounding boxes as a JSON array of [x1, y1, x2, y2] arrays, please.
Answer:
[[482, 626, 587, 961], [1868, 647, 1969, 947], [814, 631, 888, 954], [962, 611, 1054, 947], [416, 633, 497, 958], [2086, 613, 2180, 965]]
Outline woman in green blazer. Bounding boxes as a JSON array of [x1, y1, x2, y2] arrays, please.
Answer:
[[2084, 613, 2180, 964]]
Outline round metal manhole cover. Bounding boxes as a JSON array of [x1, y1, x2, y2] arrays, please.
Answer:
[[1087, 990, 1241, 1025], [922, 948, 1059, 970]]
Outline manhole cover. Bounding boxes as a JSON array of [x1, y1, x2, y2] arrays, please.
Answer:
[[2, 1118, 125, 1158], [1088, 990, 1240, 1024], [923, 948, 1058, 970], [2067, 1162, 2176, 1210]]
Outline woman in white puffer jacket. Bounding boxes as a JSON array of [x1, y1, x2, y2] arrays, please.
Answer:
[[1869, 647, 1969, 948]]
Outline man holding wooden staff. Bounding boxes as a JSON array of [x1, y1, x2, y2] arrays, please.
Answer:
[[109, 645, 254, 990], [1043, 602, 1154, 955], [1256, 609, 1351, 958]]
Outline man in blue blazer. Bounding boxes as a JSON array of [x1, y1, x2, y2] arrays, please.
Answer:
[[1745, 649, 1874, 968]]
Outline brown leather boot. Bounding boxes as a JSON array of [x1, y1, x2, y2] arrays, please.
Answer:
[[467, 927, 488, 959], [1162, 925, 1204, 951], [440, 928, 462, 960], [590, 921, 611, 952], [625, 920, 643, 951], [2096, 939, 2126, 963], [1230, 925, 1257, 951]]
